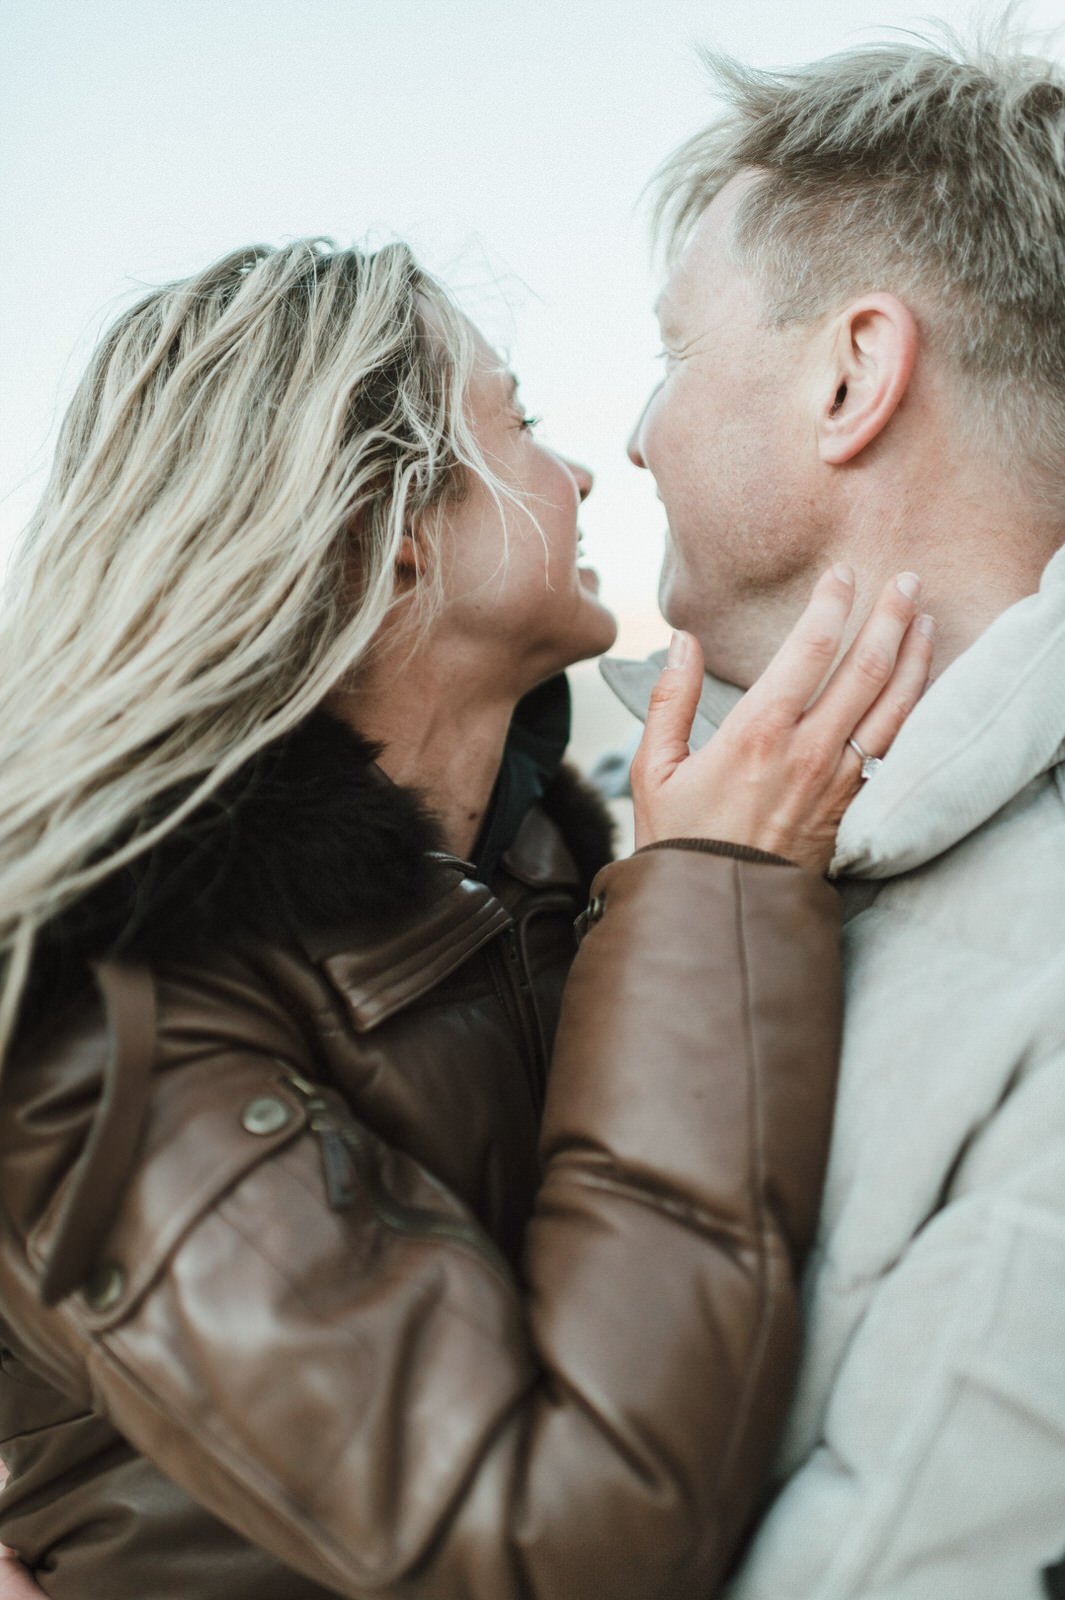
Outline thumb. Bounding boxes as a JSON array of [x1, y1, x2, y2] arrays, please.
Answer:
[[635, 631, 705, 784]]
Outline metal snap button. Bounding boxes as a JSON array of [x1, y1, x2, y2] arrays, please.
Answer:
[[83, 1262, 125, 1313], [241, 1094, 293, 1136]]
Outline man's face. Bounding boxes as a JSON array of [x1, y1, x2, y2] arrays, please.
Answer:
[[628, 173, 829, 684]]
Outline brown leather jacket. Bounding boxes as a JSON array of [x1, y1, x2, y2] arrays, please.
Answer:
[[0, 710, 842, 1599]]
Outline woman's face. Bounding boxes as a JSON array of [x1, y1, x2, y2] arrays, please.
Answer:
[[431, 326, 617, 691]]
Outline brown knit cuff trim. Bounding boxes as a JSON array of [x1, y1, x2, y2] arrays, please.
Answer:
[[635, 838, 797, 869]]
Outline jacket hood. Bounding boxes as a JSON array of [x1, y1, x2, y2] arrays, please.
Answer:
[[601, 543, 1065, 880]]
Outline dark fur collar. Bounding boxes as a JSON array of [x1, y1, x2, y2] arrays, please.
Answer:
[[23, 710, 614, 1033], [33, 716, 444, 978]]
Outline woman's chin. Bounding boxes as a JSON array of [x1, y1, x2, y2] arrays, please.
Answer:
[[569, 583, 619, 662], [505, 581, 618, 689]]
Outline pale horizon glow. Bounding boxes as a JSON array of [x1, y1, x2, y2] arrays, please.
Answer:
[[3, 0, 1063, 655]]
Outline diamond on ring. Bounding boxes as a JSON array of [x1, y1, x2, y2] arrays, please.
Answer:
[[848, 737, 883, 782]]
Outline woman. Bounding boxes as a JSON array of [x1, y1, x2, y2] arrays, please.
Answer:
[[0, 240, 931, 1599]]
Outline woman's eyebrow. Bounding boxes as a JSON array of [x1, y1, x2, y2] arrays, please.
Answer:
[[497, 371, 524, 411], [652, 296, 681, 340]]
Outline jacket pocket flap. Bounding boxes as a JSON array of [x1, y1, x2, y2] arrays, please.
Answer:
[[28, 1057, 308, 1329]]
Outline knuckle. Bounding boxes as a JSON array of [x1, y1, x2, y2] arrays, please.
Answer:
[[736, 716, 783, 761], [630, 745, 665, 791], [852, 642, 894, 685], [802, 626, 839, 664], [792, 739, 833, 784], [646, 680, 678, 714]]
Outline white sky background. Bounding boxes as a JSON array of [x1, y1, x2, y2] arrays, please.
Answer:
[[3, 0, 1063, 654]]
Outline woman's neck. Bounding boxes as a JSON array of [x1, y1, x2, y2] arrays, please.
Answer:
[[326, 653, 518, 861]]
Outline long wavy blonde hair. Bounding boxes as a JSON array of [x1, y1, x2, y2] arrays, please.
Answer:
[[0, 238, 506, 1059]]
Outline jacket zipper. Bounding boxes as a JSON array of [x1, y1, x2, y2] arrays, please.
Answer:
[[513, 894, 580, 1102], [430, 855, 572, 1116], [281, 1067, 514, 1286], [487, 927, 545, 1115], [428, 849, 544, 1109]]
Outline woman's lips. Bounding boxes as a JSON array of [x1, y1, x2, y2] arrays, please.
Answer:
[[575, 530, 602, 591]]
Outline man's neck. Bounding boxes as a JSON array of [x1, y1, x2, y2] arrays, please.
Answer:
[[705, 480, 1064, 690], [843, 484, 1062, 675]]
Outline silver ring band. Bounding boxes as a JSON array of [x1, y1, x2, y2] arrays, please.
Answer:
[[848, 737, 884, 782]]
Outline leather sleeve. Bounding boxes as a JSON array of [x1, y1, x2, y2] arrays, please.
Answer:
[[0, 851, 841, 1600]]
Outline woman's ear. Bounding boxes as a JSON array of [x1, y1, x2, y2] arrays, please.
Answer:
[[396, 532, 427, 578], [816, 293, 918, 465]]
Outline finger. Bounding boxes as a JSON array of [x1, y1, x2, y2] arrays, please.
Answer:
[[0, 1559, 39, 1600], [848, 612, 935, 766], [742, 564, 856, 724], [809, 571, 921, 738], [631, 631, 705, 785]]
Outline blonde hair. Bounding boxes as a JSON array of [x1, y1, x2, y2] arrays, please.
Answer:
[[652, 20, 1065, 502], [0, 238, 507, 1058]]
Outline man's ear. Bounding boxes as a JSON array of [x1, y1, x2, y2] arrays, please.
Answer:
[[815, 293, 918, 464]]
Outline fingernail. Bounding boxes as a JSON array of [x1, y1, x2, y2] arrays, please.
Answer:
[[896, 571, 921, 600], [667, 630, 689, 668], [833, 562, 854, 586], [916, 612, 936, 638]]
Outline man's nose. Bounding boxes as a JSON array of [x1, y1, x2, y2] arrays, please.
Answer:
[[563, 457, 594, 502], [627, 399, 652, 468]]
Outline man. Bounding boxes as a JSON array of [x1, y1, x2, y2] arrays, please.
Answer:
[[606, 27, 1065, 1600]]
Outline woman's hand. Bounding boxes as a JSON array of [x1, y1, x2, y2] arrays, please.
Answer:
[[631, 565, 934, 872], [0, 1554, 39, 1600], [0, 1463, 38, 1600]]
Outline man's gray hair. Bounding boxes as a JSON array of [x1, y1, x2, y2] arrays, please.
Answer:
[[653, 21, 1065, 505]]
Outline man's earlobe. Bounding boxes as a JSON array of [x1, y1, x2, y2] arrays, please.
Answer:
[[817, 294, 917, 465]]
